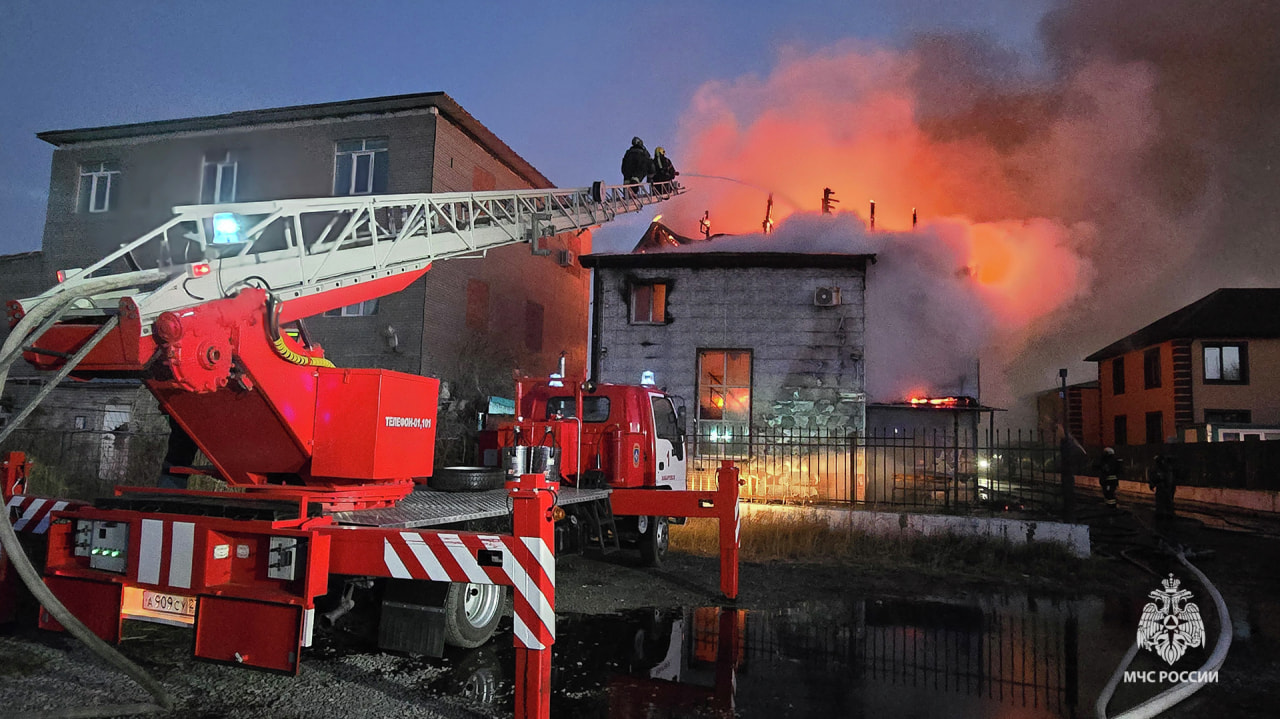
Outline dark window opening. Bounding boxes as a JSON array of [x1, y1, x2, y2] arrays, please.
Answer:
[[1143, 348, 1161, 389], [1204, 409, 1252, 424], [1113, 415, 1127, 446], [1111, 356, 1125, 395], [1145, 411, 1164, 444]]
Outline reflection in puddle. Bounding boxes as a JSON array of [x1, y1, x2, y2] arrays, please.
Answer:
[[429, 593, 1238, 717]]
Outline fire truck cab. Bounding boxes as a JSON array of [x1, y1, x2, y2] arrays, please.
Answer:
[[479, 371, 688, 565]]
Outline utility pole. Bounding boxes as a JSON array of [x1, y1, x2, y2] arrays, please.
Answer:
[[821, 188, 838, 214], [869, 200, 876, 230], [762, 193, 774, 234], [1059, 368, 1075, 521], [699, 210, 711, 239]]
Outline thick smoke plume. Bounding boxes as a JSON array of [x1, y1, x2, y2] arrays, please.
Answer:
[[657, 1, 1280, 420]]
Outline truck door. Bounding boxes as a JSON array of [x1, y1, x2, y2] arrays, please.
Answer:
[[649, 394, 687, 491]]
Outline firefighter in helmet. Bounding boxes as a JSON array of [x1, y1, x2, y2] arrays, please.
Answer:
[[651, 146, 678, 186], [1096, 447, 1123, 510], [621, 136, 653, 186]]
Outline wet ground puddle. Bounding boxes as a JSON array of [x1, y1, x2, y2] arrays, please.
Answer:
[[424, 591, 1266, 718]]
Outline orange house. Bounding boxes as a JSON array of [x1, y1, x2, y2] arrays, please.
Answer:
[[1086, 289, 1280, 445]]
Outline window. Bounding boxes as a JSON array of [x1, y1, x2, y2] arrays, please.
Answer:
[[1204, 343, 1248, 384], [466, 280, 489, 331], [334, 138, 389, 195], [525, 301, 544, 352], [1204, 409, 1251, 424], [323, 299, 378, 317], [696, 349, 751, 456], [1145, 411, 1164, 444], [201, 152, 238, 204], [78, 162, 121, 213], [1113, 415, 1127, 446], [545, 396, 611, 422], [630, 282, 667, 324], [1111, 357, 1125, 395], [1143, 348, 1161, 389]]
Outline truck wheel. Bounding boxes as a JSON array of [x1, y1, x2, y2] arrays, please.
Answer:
[[429, 467, 505, 492], [639, 516, 669, 567], [444, 582, 505, 648]]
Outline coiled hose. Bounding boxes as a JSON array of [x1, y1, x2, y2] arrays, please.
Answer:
[[1, 274, 175, 717]]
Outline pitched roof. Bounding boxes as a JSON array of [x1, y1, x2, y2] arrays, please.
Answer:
[[36, 92, 552, 188], [1085, 288, 1280, 361]]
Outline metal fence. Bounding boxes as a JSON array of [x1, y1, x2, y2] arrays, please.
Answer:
[[688, 426, 1061, 516]]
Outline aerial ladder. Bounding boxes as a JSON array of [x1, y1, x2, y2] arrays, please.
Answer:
[[2, 180, 681, 509], [0, 179, 747, 719]]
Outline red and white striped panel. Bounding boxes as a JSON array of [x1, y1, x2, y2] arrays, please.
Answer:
[[135, 518, 197, 590], [5, 496, 74, 535], [382, 531, 555, 650]]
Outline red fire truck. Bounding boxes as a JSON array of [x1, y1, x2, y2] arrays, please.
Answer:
[[0, 180, 741, 718]]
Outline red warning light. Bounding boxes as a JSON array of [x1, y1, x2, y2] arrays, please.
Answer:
[[56, 270, 67, 283], [190, 263, 212, 277]]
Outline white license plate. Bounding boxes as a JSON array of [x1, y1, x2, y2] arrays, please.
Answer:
[[142, 590, 197, 617]]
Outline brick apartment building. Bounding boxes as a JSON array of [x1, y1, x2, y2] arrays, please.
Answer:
[[1086, 288, 1280, 445], [4, 92, 590, 471]]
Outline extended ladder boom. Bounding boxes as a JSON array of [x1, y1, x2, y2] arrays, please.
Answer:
[[13, 181, 681, 331]]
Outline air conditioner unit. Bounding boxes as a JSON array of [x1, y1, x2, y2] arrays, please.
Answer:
[[556, 249, 574, 267], [814, 286, 841, 307]]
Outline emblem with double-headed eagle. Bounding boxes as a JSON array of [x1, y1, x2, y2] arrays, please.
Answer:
[[1137, 574, 1205, 665]]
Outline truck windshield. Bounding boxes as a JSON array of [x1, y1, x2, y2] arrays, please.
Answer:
[[545, 396, 610, 422]]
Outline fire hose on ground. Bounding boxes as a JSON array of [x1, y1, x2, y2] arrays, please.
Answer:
[[1094, 546, 1232, 719], [1, 272, 175, 717]]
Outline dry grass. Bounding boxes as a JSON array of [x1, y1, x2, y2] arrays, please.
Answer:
[[669, 511, 1088, 581]]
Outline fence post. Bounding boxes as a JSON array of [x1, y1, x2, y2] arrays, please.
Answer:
[[716, 460, 741, 600]]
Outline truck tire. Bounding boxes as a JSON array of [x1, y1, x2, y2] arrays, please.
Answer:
[[444, 582, 506, 648], [429, 467, 505, 492], [638, 515, 669, 567]]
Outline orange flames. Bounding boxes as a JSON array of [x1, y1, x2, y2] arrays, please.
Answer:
[[664, 43, 1095, 332]]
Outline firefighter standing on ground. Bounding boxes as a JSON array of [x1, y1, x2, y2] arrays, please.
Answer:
[[651, 146, 678, 186], [1096, 447, 1123, 509], [621, 137, 653, 186]]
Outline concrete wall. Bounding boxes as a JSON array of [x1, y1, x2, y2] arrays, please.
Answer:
[[741, 503, 1092, 558], [594, 264, 866, 433]]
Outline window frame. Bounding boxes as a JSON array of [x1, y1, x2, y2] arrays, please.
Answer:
[[1203, 342, 1248, 385], [323, 299, 379, 317], [629, 281, 668, 325], [334, 138, 389, 196], [695, 348, 752, 457], [201, 152, 238, 204], [1143, 347, 1162, 390], [79, 161, 120, 213]]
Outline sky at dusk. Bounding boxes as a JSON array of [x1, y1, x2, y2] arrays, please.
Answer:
[[4, 0, 1280, 413]]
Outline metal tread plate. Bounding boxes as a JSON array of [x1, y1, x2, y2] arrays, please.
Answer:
[[332, 485, 611, 529]]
